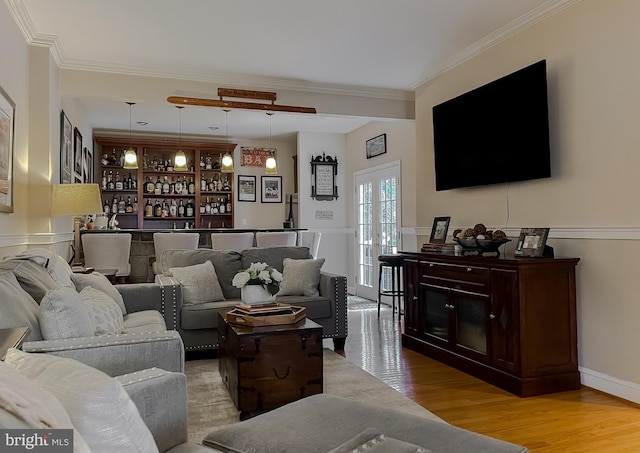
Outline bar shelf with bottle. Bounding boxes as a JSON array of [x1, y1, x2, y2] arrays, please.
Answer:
[[94, 136, 235, 230]]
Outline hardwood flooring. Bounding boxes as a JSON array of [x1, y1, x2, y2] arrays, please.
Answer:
[[324, 297, 640, 452]]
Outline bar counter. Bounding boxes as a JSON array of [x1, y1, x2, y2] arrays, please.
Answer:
[[81, 228, 305, 283]]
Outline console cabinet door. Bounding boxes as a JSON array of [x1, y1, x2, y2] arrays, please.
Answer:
[[420, 283, 452, 346], [402, 259, 421, 338], [490, 268, 520, 374], [451, 288, 491, 363]]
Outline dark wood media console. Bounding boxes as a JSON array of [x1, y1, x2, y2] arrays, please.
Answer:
[[400, 252, 580, 397]]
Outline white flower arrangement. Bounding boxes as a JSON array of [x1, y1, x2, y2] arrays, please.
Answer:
[[232, 262, 283, 296]]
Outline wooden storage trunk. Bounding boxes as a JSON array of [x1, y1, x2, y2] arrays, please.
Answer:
[[218, 313, 323, 415]]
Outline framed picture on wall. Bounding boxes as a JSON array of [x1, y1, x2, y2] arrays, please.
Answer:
[[261, 175, 282, 203], [60, 110, 72, 184], [429, 216, 450, 244], [83, 147, 93, 183], [366, 133, 386, 159], [238, 175, 256, 202], [73, 127, 83, 180], [0, 85, 15, 213]]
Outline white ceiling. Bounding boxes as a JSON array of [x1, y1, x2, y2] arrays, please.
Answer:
[[9, 0, 570, 140]]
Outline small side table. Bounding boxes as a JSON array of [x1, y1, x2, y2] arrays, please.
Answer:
[[0, 327, 30, 360]]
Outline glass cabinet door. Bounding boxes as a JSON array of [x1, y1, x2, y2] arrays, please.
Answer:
[[452, 289, 490, 362], [421, 284, 451, 344]]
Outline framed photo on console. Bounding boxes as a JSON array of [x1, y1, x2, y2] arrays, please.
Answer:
[[429, 216, 451, 244], [515, 228, 550, 257]]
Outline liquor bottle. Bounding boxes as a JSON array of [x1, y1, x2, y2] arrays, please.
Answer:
[[115, 172, 123, 190], [204, 197, 211, 214], [222, 177, 231, 191], [107, 171, 115, 190], [178, 199, 185, 217], [169, 177, 176, 195], [110, 148, 117, 165], [212, 199, 219, 214], [182, 176, 189, 195], [118, 196, 126, 214], [154, 199, 162, 217], [199, 155, 205, 169], [200, 174, 207, 192], [205, 153, 212, 169], [188, 177, 196, 194], [101, 153, 110, 166], [101, 171, 107, 190], [162, 176, 170, 194], [208, 177, 215, 192], [131, 174, 137, 190], [144, 199, 153, 217], [219, 197, 226, 214], [161, 201, 169, 218], [127, 173, 133, 190], [185, 199, 194, 217], [125, 196, 133, 213], [175, 177, 183, 194], [103, 198, 110, 215], [226, 198, 232, 214], [169, 199, 177, 218], [133, 196, 138, 213], [111, 195, 118, 215], [200, 198, 206, 214], [154, 175, 162, 195], [166, 158, 174, 172], [144, 176, 151, 193]]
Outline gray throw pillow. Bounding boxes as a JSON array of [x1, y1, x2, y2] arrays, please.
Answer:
[[169, 260, 226, 305], [277, 258, 325, 297], [78, 286, 123, 336], [39, 287, 94, 340], [71, 272, 127, 315], [327, 428, 432, 453]]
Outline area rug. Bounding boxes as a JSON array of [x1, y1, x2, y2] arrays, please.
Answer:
[[185, 348, 442, 443]]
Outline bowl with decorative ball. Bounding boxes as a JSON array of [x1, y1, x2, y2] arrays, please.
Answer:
[[452, 224, 510, 256]]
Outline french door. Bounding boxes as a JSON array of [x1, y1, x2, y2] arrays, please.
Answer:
[[354, 162, 401, 301]]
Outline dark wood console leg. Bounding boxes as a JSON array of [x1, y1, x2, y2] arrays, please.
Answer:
[[333, 337, 346, 350]]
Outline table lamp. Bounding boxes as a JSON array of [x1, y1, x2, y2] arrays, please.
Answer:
[[51, 183, 103, 265]]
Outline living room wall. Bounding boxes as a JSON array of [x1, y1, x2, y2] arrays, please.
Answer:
[[414, 0, 640, 402]]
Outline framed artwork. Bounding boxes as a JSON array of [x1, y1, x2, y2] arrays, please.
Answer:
[[60, 110, 72, 184], [83, 147, 93, 183], [0, 85, 15, 213], [429, 216, 450, 244], [238, 175, 256, 202], [73, 127, 83, 180], [514, 228, 550, 257], [261, 175, 282, 203], [366, 133, 386, 159], [310, 152, 338, 200]]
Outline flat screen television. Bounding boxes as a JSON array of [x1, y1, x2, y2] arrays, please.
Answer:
[[432, 60, 551, 191]]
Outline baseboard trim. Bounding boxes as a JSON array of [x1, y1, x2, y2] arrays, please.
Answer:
[[579, 366, 640, 404]]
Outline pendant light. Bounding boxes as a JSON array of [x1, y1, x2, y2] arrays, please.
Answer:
[[265, 111, 277, 174], [221, 108, 234, 173], [123, 102, 138, 169], [174, 106, 188, 171]]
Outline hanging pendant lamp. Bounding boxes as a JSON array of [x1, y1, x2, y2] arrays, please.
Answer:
[[265, 111, 277, 175], [221, 108, 234, 173], [123, 102, 138, 169], [174, 106, 188, 171]]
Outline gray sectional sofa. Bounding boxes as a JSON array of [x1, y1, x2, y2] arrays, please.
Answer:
[[154, 246, 348, 352], [0, 249, 184, 376]]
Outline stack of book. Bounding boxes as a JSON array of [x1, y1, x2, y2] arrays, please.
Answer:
[[421, 243, 455, 253]]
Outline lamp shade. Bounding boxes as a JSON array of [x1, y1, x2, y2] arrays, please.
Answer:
[[265, 156, 278, 174], [123, 149, 138, 169], [51, 184, 103, 216], [221, 153, 234, 173]]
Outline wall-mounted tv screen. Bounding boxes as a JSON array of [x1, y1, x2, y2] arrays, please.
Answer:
[[432, 60, 551, 191]]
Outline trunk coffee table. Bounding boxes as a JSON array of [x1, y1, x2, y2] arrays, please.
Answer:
[[218, 311, 323, 419]]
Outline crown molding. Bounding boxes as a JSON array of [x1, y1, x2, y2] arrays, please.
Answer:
[[414, 0, 583, 89]]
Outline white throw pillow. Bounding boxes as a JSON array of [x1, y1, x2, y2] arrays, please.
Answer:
[[277, 258, 325, 297], [5, 349, 159, 453], [71, 271, 127, 315], [0, 360, 92, 453], [79, 286, 124, 335], [169, 260, 226, 305], [39, 287, 94, 340]]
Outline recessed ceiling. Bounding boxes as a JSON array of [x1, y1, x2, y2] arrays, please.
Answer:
[[9, 0, 571, 139]]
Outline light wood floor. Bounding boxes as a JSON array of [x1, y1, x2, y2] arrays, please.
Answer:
[[325, 298, 640, 452]]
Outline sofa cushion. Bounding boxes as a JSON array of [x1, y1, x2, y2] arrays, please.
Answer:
[[123, 310, 167, 333], [71, 271, 127, 315], [40, 287, 96, 340], [78, 286, 124, 336], [0, 270, 43, 341], [5, 349, 159, 453], [181, 300, 239, 330], [9, 248, 75, 289], [327, 428, 432, 453], [169, 260, 225, 305], [0, 360, 91, 452], [159, 248, 243, 299], [241, 246, 312, 273], [278, 257, 325, 297], [0, 259, 60, 304]]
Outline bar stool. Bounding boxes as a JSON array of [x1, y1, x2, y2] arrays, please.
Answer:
[[378, 254, 404, 318]]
